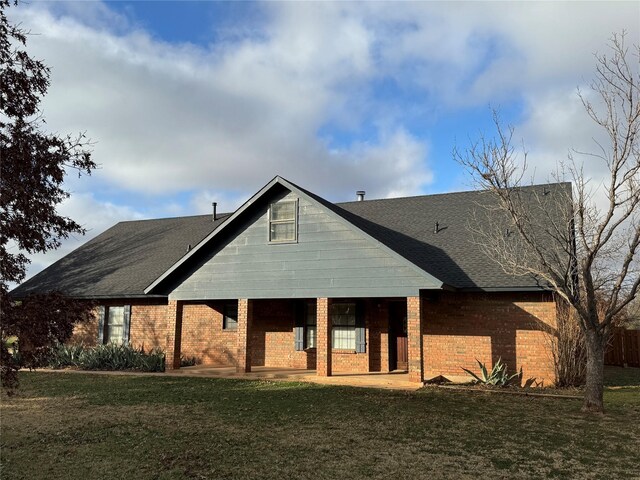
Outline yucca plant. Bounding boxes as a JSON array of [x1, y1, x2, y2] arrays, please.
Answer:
[[461, 358, 522, 387], [48, 343, 86, 369], [46, 343, 165, 372]]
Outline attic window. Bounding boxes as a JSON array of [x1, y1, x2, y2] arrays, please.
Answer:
[[269, 199, 298, 243]]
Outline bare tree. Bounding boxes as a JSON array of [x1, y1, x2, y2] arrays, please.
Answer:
[[454, 32, 639, 413]]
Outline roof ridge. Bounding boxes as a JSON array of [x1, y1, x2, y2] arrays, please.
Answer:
[[116, 212, 232, 225], [335, 181, 571, 205]]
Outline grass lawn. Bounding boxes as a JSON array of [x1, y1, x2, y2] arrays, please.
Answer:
[[1, 368, 639, 480]]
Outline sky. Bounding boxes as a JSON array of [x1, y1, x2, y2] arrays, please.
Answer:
[[6, 0, 640, 282]]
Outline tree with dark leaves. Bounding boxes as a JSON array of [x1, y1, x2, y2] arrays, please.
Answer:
[[1, 0, 96, 392]]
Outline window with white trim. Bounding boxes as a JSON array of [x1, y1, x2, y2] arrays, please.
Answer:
[[331, 303, 356, 350], [106, 306, 125, 344], [269, 200, 297, 243]]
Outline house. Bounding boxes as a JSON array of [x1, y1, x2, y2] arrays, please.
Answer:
[[12, 176, 565, 384]]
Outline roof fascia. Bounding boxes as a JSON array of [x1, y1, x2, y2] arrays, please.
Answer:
[[458, 286, 551, 293]]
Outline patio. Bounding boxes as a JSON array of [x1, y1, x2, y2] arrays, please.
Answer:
[[170, 365, 421, 391]]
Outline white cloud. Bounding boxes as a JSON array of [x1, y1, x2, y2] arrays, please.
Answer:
[[368, 2, 639, 106], [13, 3, 418, 202], [11, 2, 638, 200], [6, 1, 638, 281]]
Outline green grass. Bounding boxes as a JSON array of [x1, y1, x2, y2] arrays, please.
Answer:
[[1, 368, 639, 480]]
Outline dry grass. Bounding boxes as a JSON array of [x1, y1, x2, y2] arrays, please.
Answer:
[[1, 369, 639, 480]]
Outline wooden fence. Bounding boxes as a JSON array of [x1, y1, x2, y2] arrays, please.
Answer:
[[604, 328, 640, 367]]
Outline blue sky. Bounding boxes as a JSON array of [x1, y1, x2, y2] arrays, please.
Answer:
[[7, 1, 639, 280]]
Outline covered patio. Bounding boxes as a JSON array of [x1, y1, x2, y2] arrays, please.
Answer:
[[164, 296, 425, 384]]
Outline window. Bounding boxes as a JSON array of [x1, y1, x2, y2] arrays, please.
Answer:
[[331, 303, 356, 350], [98, 305, 130, 345], [223, 304, 238, 330], [306, 302, 317, 348], [269, 200, 297, 243], [106, 306, 125, 344]]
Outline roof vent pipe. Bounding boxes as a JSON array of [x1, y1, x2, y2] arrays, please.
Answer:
[[356, 190, 366, 201], [212, 202, 217, 221], [434, 221, 439, 234]]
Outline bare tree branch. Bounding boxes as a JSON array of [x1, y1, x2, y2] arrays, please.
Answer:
[[454, 32, 640, 413]]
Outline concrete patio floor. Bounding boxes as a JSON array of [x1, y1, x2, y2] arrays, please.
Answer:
[[172, 365, 422, 391]]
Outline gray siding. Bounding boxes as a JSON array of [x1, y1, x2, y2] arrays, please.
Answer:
[[169, 192, 439, 300]]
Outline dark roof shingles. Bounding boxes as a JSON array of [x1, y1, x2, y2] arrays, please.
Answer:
[[334, 183, 571, 289], [12, 214, 227, 298]]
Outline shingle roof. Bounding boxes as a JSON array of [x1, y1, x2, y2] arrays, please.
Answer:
[[11, 214, 229, 298], [335, 185, 570, 290], [12, 179, 571, 298]]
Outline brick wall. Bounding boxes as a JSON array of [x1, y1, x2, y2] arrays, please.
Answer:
[[68, 293, 556, 383], [330, 298, 385, 374], [368, 299, 389, 373], [408, 296, 424, 382], [247, 298, 381, 373], [422, 291, 557, 385], [70, 312, 99, 345], [317, 298, 330, 376], [331, 350, 368, 373], [130, 304, 168, 351], [70, 299, 168, 348], [180, 302, 238, 366], [250, 299, 317, 369]]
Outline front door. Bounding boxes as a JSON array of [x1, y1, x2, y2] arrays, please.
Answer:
[[389, 301, 408, 371]]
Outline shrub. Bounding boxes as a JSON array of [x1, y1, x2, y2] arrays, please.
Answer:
[[47, 343, 85, 369], [461, 358, 525, 387], [47, 343, 165, 372], [549, 298, 586, 387]]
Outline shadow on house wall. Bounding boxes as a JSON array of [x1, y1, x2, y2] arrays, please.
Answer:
[[423, 291, 557, 384]]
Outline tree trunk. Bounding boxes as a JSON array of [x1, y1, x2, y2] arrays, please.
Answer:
[[582, 329, 605, 413]]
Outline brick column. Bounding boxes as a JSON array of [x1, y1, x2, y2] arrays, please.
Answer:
[[236, 299, 253, 373], [379, 301, 390, 373], [316, 298, 332, 377], [165, 300, 183, 370], [407, 296, 424, 383]]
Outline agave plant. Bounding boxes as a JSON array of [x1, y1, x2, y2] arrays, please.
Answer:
[[461, 358, 522, 387]]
